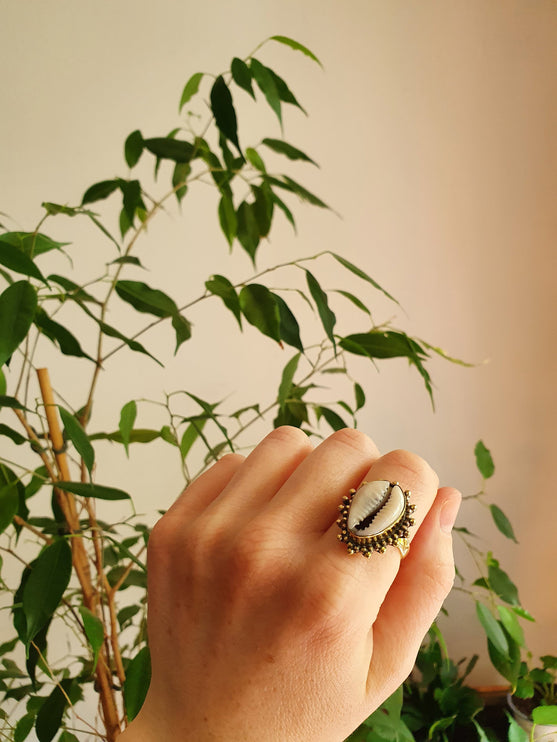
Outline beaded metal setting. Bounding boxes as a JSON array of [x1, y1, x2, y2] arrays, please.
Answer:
[[337, 480, 416, 558]]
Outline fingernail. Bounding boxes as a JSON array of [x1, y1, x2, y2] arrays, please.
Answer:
[[440, 493, 461, 534]]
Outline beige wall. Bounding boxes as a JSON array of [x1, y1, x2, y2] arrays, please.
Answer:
[[1, 0, 556, 689]]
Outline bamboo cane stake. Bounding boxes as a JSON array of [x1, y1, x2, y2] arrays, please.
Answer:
[[36, 368, 122, 740]]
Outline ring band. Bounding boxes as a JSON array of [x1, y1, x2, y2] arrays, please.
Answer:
[[337, 480, 415, 558]]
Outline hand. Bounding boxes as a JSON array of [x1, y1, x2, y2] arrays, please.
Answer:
[[121, 427, 460, 741]]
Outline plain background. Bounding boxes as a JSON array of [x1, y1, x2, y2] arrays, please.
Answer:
[[1, 0, 555, 702]]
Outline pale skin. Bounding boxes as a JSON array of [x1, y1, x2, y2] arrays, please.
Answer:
[[120, 426, 461, 741]]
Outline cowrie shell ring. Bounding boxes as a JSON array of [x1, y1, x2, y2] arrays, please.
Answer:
[[337, 480, 416, 558]]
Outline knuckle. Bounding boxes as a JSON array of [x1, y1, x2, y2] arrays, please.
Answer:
[[330, 428, 377, 457], [265, 425, 313, 450], [382, 449, 439, 489]]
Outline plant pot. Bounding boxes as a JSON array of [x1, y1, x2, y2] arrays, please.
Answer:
[[507, 694, 557, 741]]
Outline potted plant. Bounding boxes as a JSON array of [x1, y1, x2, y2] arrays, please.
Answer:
[[0, 36, 460, 742]]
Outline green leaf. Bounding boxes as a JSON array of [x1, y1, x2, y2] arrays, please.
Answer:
[[354, 382, 366, 411], [476, 602, 508, 656], [0, 423, 27, 445], [246, 147, 266, 172], [472, 719, 492, 742], [124, 646, 151, 721], [0, 395, 27, 410], [0, 464, 20, 535], [56, 481, 131, 501], [330, 252, 399, 305], [306, 270, 336, 350], [125, 129, 144, 168], [78, 606, 104, 672], [58, 733, 79, 742], [490, 504, 517, 543], [179, 72, 204, 111], [180, 419, 207, 461], [0, 367, 5, 395], [333, 289, 372, 316], [23, 539, 72, 644], [119, 400, 137, 458], [251, 183, 273, 237], [231, 57, 255, 99], [205, 274, 242, 328], [262, 138, 317, 165], [541, 655, 557, 669], [59, 407, 95, 475], [89, 428, 161, 444], [172, 161, 190, 203], [267, 68, 307, 115], [144, 137, 195, 163], [48, 274, 99, 304], [505, 712, 529, 742], [340, 331, 425, 359], [0, 231, 69, 258], [250, 58, 281, 125], [34, 308, 94, 361], [236, 201, 260, 261], [318, 406, 348, 432], [488, 561, 520, 606], [475, 440, 495, 479], [81, 179, 120, 206], [274, 294, 303, 352], [0, 281, 38, 366], [120, 179, 143, 224], [210, 76, 241, 155], [270, 174, 329, 208], [35, 678, 73, 742], [0, 239, 47, 283], [14, 712, 35, 742], [278, 353, 301, 408], [111, 256, 144, 268], [218, 192, 237, 247], [239, 284, 281, 343], [171, 312, 192, 353], [497, 605, 525, 647], [532, 705, 557, 725], [272, 191, 296, 232], [269, 35, 323, 67], [115, 280, 178, 317]]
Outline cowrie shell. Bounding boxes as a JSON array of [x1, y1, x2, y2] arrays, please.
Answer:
[[336, 480, 416, 557], [347, 481, 406, 537]]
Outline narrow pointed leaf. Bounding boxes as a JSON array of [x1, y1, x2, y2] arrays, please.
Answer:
[[268, 68, 307, 114], [59, 407, 95, 475], [262, 138, 317, 165], [144, 137, 195, 163], [0, 464, 19, 534], [56, 481, 131, 500], [0, 232, 69, 258], [475, 440, 495, 479], [171, 312, 192, 352], [205, 274, 242, 328], [266, 175, 328, 208], [81, 179, 121, 206], [330, 252, 399, 304], [274, 293, 303, 352], [251, 183, 273, 237], [306, 270, 336, 350], [231, 58, 255, 99], [0, 240, 47, 283], [180, 418, 208, 460], [488, 562, 520, 605], [490, 504, 517, 543], [0, 423, 27, 445], [271, 190, 296, 232], [179, 72, 204, 111], [498, 605, 525, 647], [278, 353, 301, 408], [269, 35, 323, 67], [78, 606, 104, 671], [23, 539, 72, 644], [210, 76, 241, 154], [125, 130, 144, 168], [476, 602, 508, 656], [318, 406, 348, 432], [34, 308, 94, 361], [354, 382, 366, 411], [115, 280, 177, 318], [250, 58, 281, 125], [124, 646, 151, 721], [218, 193, 237, 247], [119, 400, 137, 457], [35, 678, 73, 742], [245, 147, 266, 172], [239, 284, 281, 343], [236, 201, 260, 261], [0, 281, 38, 366], [334, 289, 372, 316]]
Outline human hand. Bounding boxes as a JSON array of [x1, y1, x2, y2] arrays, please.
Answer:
[[121, 427, 460, 741]]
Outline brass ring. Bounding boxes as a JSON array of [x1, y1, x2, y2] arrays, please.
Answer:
[[337, 480, 415, 558]]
